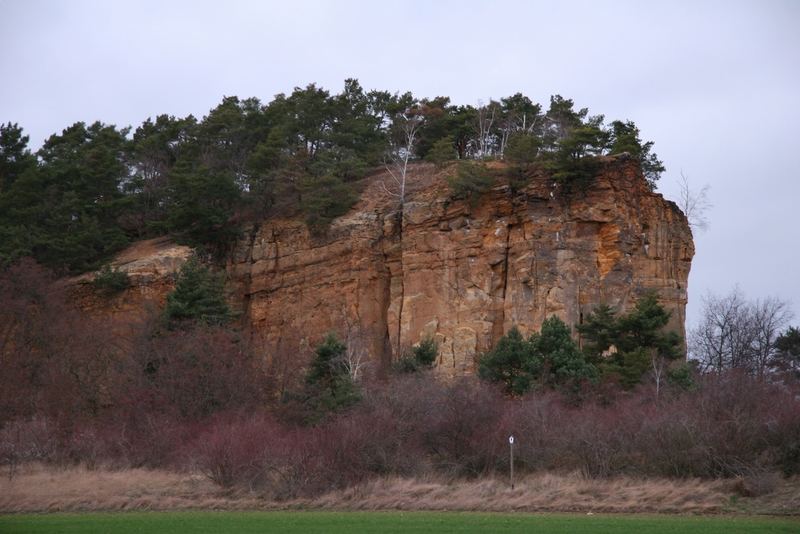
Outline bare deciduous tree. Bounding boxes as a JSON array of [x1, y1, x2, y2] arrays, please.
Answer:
[[383, 107, 424, 206], [475, 100, 498, 159], [651, 348, 668, 398], [750, 297, 794, 379], [690, 288, 793, 378], [497, 98, 542, 159], [342, 331, 369, 383], [338, 311, 370, 383], [691, 289, 750, 372], [677, 171, 712, 232]]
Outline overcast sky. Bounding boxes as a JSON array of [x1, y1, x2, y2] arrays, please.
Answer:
[[1, 0, 798, 328]]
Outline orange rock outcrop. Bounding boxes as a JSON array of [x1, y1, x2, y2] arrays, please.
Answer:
[[228, 156, 694, 376], [76, 158, 693, 376]]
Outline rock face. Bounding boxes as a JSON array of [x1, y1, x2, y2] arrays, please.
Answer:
[[78, 158, 693, 377], [229, 157, 694, 376], [74, 236, 192, 321]]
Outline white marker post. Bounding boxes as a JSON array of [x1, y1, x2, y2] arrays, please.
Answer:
[[508, 435, 515, 490]]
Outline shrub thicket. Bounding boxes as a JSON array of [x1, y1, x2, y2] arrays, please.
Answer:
[[3, 371, 798, 497]]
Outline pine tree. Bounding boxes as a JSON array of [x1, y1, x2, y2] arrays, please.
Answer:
[[478, 326, 535, 395], [0, 122, 37, 193], [164, 259, 231, 326], [607, 120, 665, 189], [425, 137, 457, 168], [304, 333, 360, 416], [165, 158, 240, 252], [479, 319, 596, 395], [533, 316, 596, 388], [579, 294, 681, 389], [0, 121, 129, 272]]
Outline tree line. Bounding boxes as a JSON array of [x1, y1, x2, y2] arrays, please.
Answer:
[[1, 80, 664, 274]]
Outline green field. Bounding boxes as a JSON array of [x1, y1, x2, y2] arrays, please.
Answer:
[[0, 511, 798, 533]]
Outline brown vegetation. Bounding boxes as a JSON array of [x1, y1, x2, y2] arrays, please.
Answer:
[[3, 372, 799, 501], [2, 464, 799, 515]]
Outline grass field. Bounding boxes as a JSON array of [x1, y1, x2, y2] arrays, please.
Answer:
[[1, 511, 798, 534]]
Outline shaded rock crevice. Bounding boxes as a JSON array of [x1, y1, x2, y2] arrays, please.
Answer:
[[377, 209, 398, 368], [394, 208, 405, 359], [490, 222, 513, 347]]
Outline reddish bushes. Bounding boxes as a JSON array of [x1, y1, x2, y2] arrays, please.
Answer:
[[189, 413, 281, 489], [184, 409, 415, 498], [125, 325, 270, 420], [2, 371, 799, 497], [0, 259, 122, 423], [182, 373, 800, 496], [505, 373, 800, 479]]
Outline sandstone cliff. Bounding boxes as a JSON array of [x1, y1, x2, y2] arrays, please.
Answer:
[[227, 156, 694, 376], [76, 157, 692, 376]]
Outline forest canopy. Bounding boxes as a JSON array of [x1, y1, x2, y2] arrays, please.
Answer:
[[0, 80, 664, 273]]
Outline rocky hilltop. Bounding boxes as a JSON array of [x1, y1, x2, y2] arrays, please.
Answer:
[[80, 157, 693, 376], [225, 156, 693, 376]]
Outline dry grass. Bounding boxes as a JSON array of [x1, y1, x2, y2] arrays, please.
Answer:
[[0, 463, 248, 512], [2, 463, 798, 515], [311, 473, 732, 514]]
